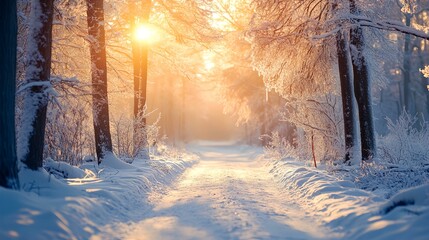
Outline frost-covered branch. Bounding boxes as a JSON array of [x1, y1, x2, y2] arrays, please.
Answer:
[[420, 66, 429, 78]]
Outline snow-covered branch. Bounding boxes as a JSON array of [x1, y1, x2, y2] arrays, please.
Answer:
[[421, 65, 429, 78]]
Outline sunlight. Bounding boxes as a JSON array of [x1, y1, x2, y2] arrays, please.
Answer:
[[134, 23, 156, 43], [203, 50, 216, 71]]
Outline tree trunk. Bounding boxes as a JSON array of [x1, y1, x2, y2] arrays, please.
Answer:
[[133, 41, 141, 118], [138, 45, 148, 121], [350, 0, 376, 161], [0, 0, 20, 189], [336, 31, 357, 163], [130, 0, 140, 118], [87, 0, 113, 164], [20, 0, 54, 170], [403, 13, 412, 113], [133, 0, 151, 154]]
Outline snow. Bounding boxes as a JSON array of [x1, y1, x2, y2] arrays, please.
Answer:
[[0, 150, 197, 239], [2, 143, 429, 239], [44, 158, 87, 178], [99, 151, 136, 169], [267, 157, 429, 240], [17, 0, 47, 163], [94, 143, 335, 239], [421, 65, 429, 78]]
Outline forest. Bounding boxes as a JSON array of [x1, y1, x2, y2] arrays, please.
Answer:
[[1, 0, 429, 239]]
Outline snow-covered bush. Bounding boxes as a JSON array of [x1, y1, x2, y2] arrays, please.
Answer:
[[44, 99, 94, 165], [350, 161, 429, 198], [379, 112, 429, 167], [263, 95, 345, 166], [262, 132, 296, 161], [282, 95, 345, 163], [111, 111, 162, 158], [111, 114, 134, 158], [349, 112, 429, 198]]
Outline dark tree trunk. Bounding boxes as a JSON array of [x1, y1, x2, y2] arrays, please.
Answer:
[[87, 0, 113, 164], [137, 0, 151, 120], [138, 45, 148, 120], [130, 0, 140, 118], [336, 31, 357, 163], [403, 13, 412, 113], [350, 0, 376, 161], [0, 0, 20, 189], [133, 0, 151, 154], [133, 42, 141, 118], [20, 0, 54, 170]]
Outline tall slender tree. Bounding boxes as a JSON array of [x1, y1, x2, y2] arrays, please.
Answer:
[[133, 0, 152, 156], [87, 0, 113, 164], [402, 13, 412, 113], [350, 0, 376, 161], [19, 0, 55, 170], [0, 0, 20, 189], [336, 30, 357, 163], [130, 0, 140, 118]]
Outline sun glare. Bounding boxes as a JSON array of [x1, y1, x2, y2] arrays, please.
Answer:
[[203, 50, 216, 71], [135, 23, 156, 42]]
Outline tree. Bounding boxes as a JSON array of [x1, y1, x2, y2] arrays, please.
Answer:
[[0, 0, 20, 189], [349, 0, 376, 161], [248, 0, 422, 162], [131, 0, 152, 156], [248, 0, 350, 161], [336, 30, 357, 162], [19, 0, 55, 170], [87, 0, 113, 164]]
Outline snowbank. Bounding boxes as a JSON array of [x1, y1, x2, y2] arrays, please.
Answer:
[[0, 153, 198, 240], [268, 158, 429, 240]]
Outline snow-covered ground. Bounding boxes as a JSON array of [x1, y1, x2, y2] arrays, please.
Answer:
[[96, 142, 335, 240], [268, 157, 429, 240], [0, 150, 197, 240], [2, 143, 429, 239]]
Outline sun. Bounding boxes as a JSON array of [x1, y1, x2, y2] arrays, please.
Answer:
[[134, 23, 156, 42]]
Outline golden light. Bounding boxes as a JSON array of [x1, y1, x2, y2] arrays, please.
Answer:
[[203, 50, 216, 71], [134, 23, 156, 43]]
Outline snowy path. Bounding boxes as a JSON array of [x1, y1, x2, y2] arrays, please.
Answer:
[[123, 144, 333, 240]]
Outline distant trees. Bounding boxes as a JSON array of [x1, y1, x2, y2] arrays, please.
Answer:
[[19, 0, 55, 170], [398, 0, 429, 116], [0, 0, 20, 189], [87, 0, 114, 164]]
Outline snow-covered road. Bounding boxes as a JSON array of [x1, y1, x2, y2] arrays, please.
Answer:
[[122, 143, 334, 240]]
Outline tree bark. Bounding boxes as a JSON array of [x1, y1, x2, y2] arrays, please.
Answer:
[[350, 0, 376, 161], [138, 45, 148, 121], [130, 0, 141, 118], [133, 0, 151, 154], [87, 0, 113, 164], [336, 31, 357, 163], [0, 0, 20, 189], [20, 0, 54, 170], [402, 13, 412, 113]]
